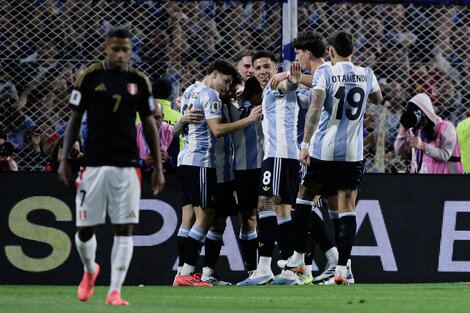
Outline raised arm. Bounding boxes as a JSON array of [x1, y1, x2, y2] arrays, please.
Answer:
[[277, 62, 301, 94]]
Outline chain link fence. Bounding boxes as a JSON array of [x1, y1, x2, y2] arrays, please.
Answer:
[[1, 0, 469, 172]]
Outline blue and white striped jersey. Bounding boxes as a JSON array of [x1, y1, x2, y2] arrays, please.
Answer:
[[215, 103, 234, 183], [177, 81, 222, 168], [310, 61, 379, 162], [296, 87, 313, 147], [261, 83, 299, 160], [228, 99, 264, 170]]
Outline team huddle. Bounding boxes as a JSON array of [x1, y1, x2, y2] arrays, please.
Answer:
[[59, 27, 382, 305], [173, 29, 382, 288]]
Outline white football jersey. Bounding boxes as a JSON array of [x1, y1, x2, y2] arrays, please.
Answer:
[[310, 61, 379, 161]]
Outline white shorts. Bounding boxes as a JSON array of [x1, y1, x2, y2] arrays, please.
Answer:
[[75, 166, 141, 227]]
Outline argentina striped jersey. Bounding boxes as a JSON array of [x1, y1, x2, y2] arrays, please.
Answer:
[[177, 81, 222, 168], [228, 99, 264, 170], [261, 83, 299, 160], [215, 103, 234, 183], [310, 61, 379, 161]]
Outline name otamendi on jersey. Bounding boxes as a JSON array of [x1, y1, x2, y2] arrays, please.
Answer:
[[310, 61, 379, 162]]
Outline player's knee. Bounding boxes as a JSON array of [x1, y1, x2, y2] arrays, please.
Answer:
[[77, 226, 96, 242], [113, 224, 133, 236], [241, 213, 257, 230], [257, 195, 279, 212]]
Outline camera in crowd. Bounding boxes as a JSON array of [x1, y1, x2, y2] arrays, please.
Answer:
[[69, 147, 80, 159], [0, 141, 13, 157], [399, 102, 425, 131]]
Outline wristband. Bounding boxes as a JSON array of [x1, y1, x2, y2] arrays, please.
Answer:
[[301, 142, 309, 150]]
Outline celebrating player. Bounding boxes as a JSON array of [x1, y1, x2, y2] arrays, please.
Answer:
[[285, 30, 382, 285]]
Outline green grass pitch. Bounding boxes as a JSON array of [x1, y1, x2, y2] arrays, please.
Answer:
[[1, 284, 470, 313]]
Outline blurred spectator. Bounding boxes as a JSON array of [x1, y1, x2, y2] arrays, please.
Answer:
[[435, 76, 465, 125], [382, 3, 416, 48], [45, 137, 83, 172], [0, 130, 18, 171], [152, 77, 180, 125], [137, 101, 178, 172]]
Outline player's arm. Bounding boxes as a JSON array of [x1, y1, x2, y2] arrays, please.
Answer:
[[277, 62, 301, 94], [142, 114, 165, 195], [271, 71, 313, 90], [171, 104, 204, 137], [299, 89, 326, 166], [368, 89, 383, 105], [58, 110, 84, 185], [368, 70, 383, 105], [206, 105, 262, 138]]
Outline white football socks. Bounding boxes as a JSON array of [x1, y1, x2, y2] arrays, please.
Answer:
[[75, 233, 97, 274], [109, 236, 133, 296], [202, 267, 214, 278], [180, 263, 195, 276], [325, 247, 339, 266], [258, 256, 272, 273]]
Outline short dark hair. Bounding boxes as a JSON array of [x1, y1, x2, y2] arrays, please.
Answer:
[[206, 59, 238, 78], [106, 27, 133, 40], [234, 50, 252, 65], [292, 30, 327, 58], [152, 78, 173, 100], [242, 76, 262, 102], [252, 50, 277, 64], [328, 30, 354, 58]]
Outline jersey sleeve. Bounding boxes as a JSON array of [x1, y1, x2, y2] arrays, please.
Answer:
[[68, 69, 90, 112], [137, 74, 156, 118], [201, 90, 222, 120], [311, 67, 328, 91]]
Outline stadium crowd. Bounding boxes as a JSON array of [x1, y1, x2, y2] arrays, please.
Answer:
[[0, 0, 469, 173]]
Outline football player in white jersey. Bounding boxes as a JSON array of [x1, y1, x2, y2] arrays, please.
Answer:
[[173, 60, 262, 287], [285, 31, 383, 285], [271, 31, 342, 285], [238, 51, 302, 286]]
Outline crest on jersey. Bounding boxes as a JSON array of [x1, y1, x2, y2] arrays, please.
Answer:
[[127, 83, 138, 95]]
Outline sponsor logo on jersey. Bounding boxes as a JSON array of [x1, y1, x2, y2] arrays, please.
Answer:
[[263, 186, 270, 192], [128, 83, 138, 95]]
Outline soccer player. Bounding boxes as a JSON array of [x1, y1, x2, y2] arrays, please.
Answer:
[[58, 27, 165, 305], [228, 76, 264, 277], [234, 50, 254, 85], [273, 30, 340, 284], [238, 51, 302, 286], [200, 75, 243, 286], [173, 59, 261, 286], [285, 30, 382, 284]]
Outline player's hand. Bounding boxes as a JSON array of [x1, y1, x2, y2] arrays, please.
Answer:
[[181, 103, 204, 124], [270, 72, 288, 90], [299, 148, 310, 166], [287, 62, 301, 85], [57, 161, 71, 185], [247, 105, 262, 122], [151, 167, 165, 196]]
